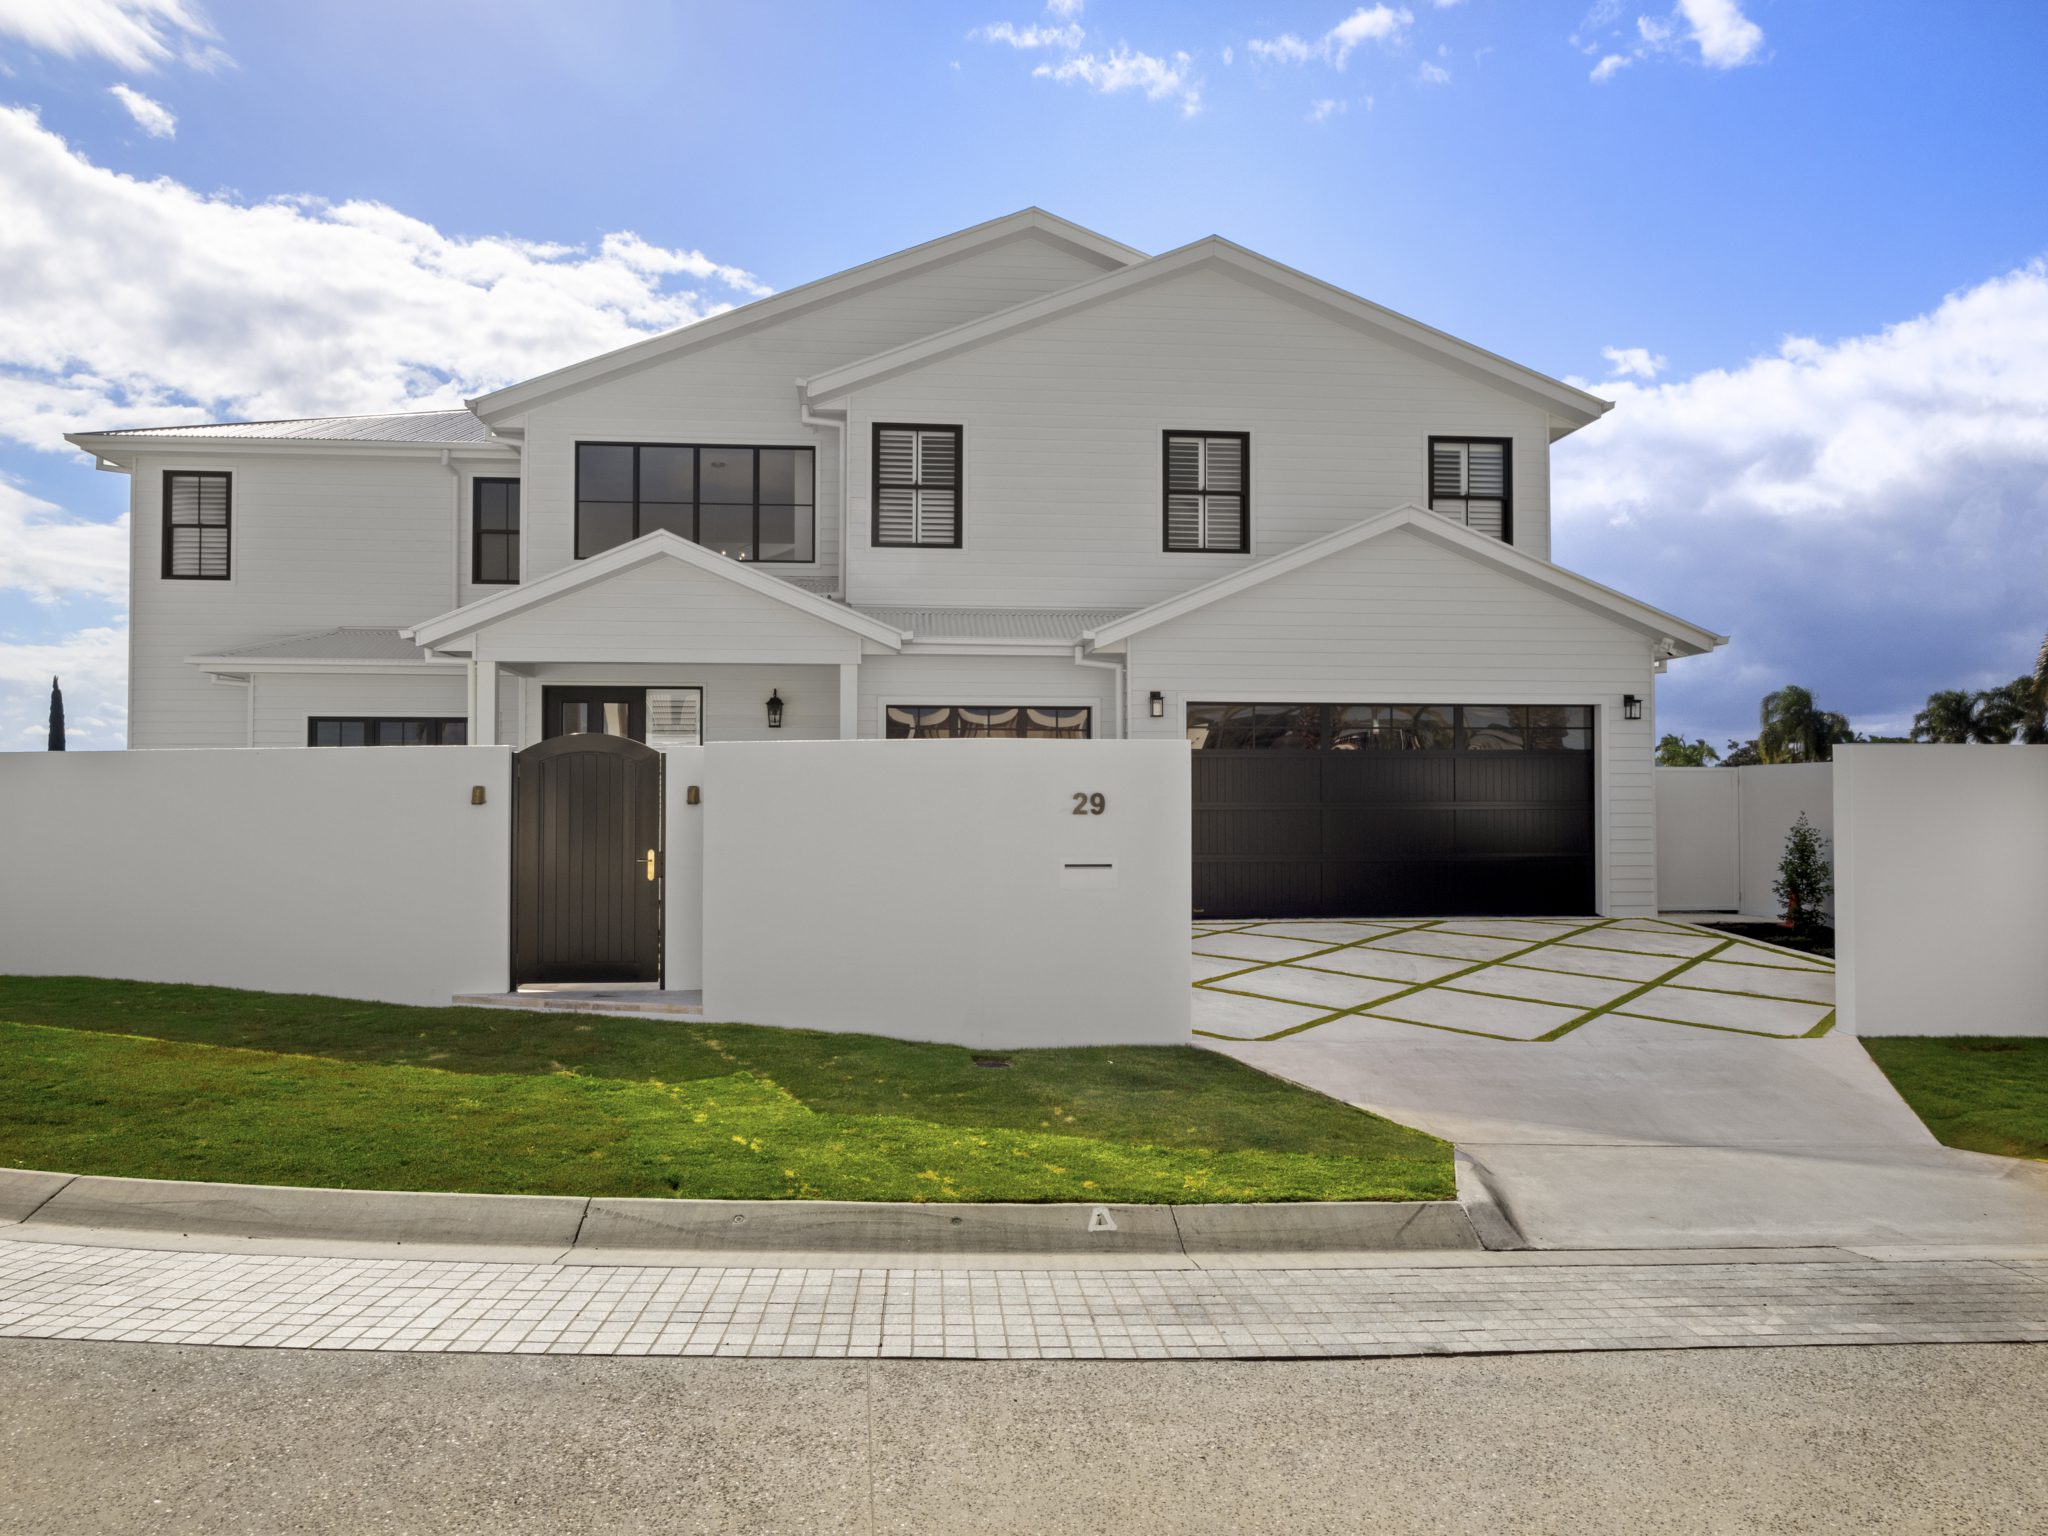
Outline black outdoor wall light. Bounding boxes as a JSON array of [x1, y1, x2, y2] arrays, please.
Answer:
[[1622, 694, 1643, 721], [1150, 691, 1165, 718], [766, 689, 785, 729]]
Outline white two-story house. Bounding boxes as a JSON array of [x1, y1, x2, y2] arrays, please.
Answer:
[[67, 209, 1720, 921]]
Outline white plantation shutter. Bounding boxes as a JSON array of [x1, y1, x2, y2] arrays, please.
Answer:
[[1428, 439, 1508, 541], [164, 472, 231, 578], [875, 426, 960, 546], [1164, 433, 1248, 551], [645, 688, 702, 750]]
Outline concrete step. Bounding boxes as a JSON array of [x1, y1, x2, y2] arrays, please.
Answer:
[[451, 989, 703, 1019]]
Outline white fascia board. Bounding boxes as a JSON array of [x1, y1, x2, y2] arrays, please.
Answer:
[[405, 530, 909, 651], [900, 639, 1082, 657], [804, 238, 1612, 430], [1082, 505, 1726, 655], [65, 435, 514, 465], [466, 210, 1146, 422], [188, 657, 462, 676]]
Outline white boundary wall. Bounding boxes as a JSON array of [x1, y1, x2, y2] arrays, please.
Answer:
[[1655, 764, 1833, 917], [0, 748, 511, 1007], [701, 740, 1191, 1048], [1836, 745, 2048, 1037], [662, 744, 706, 990]]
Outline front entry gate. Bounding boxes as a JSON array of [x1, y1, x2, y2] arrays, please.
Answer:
[[511, 733, 663, 984]]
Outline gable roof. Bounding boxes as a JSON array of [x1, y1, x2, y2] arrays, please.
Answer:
[[466, 209, 1144, 423], [805, 237, 1612, 432], [1082, 505, 1724, 654], [405, 530, 908, 651]]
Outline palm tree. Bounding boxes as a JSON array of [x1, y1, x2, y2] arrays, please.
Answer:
[[1758, 685, 1853, 763], [1978, 675, 2047, 746], [1911, 688, 2006, 744]]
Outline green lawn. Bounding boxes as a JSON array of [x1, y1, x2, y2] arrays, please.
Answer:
[[1863, 1037, 2048, 1162], [0, 976, 1452, 1204]]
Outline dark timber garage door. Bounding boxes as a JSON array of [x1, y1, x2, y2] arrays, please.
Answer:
[[1189, 703, 1595, 918]]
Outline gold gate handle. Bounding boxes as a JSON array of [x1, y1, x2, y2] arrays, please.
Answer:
[[646, 849, 657, 881]]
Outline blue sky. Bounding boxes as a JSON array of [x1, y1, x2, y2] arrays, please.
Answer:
[[2, 0, 2045, 749]]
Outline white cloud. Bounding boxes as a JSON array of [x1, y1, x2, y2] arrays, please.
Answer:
[[1045, 0, 1084, 15], [0, 623, 125, 750], [1601, 344, 1666, 379], [1417, 60, 1451, 84], [1557, 261, 2048, 743], [0, 106, 771, 453], [0, 477, 127, 602], [1221, 44, 1233, 65], [0, 0, 228, 72], [973, 20, 1085, 50], [107, 81, 174, 137], [1583, 0, 1764, 80], [1250, 5, 1413, 69], [1034, 46, 1202, 116], [1307, 97, 1346, 122]]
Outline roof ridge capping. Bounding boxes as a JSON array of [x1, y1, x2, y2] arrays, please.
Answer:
[[804, 235, 1612, 430], [466, 208, 1146, 422], [1082, 505, 1724, 654]]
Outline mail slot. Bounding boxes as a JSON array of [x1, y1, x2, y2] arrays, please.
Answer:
[[1060, 862, 1116, 891]]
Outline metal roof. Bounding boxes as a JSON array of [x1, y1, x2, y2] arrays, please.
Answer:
[[92, 410, 494, 446], [853, 606, 1135, 643], [206, 628, 431, 662]]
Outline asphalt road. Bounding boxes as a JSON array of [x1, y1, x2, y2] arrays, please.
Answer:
[[2, 1339, 2041, 1534]]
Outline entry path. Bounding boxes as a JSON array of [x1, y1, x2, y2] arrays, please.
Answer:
[[0, 1237, 2042, 1360]]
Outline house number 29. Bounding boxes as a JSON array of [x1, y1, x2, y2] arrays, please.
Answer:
[[1071, 791, 1107, 816]]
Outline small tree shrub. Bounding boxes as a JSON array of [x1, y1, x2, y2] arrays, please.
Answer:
[[1773, 813, 1833, 937]]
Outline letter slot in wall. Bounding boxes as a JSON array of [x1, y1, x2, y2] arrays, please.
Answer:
[[1060, 862, 1117, 891]]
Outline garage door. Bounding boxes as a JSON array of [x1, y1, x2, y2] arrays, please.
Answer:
[[1189, 702, 1595, 918]]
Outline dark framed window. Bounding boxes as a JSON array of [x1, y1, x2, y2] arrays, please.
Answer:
[[575, 443, 814, 562], [308, 717, 468, 746], [873, 424, 962, 547], [1185, 703, 1589, 752], [472, 478, 521, 584], [162, 470, 231, 579], [1163, 432, 1249, 552], [1428, 437, 1512, 542], [884, 705, 1092, 739]]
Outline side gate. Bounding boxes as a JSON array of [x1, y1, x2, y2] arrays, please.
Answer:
[[511, 733, 663, 985]]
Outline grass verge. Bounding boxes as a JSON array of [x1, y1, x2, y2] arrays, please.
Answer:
[[1862, 1036, 2048, 1162], [0, 977, 1453, 1203]]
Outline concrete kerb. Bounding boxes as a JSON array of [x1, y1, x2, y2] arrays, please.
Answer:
[[3, 1168, 1483, 1261]]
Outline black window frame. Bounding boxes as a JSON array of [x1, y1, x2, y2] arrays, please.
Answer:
[[1161, 431, 1251, 553], [161, 469, 232, 581], [884, 705, 1093, 739], [471, 476, 521, 585], [1426, 436, 1514, 544], [306, 717, 469, 747], [574, 441, 816, 564], [871, 422, 964, 549]]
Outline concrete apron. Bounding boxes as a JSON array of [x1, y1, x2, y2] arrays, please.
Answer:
[[0, 1167, 1489, 1269]]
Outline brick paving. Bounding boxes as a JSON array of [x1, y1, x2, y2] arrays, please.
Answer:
[[1, 1239, 2038, 1360]]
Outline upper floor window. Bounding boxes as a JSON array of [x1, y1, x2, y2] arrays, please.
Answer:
[[1428, 437, 1511, 541], [1163, 432, 1248, 552], [575, 443, 814, 563], [472, 477, 520, 584], [873, 425, 961, 547], [162, 470, 231, 580]]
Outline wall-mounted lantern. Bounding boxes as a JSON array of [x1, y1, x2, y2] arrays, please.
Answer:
[[1622, 694, 1643, 721], [1149, 691, 1165, 719], [766, 689, 785, 730]]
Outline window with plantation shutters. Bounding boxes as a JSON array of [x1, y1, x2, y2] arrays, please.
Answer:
[[1428, 437, 1512, 542], [1162, 432, 1249, 552], [162, 471, 231, 579], [872, 424, 961, 547]]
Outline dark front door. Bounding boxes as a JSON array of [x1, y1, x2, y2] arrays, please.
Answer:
[[542, 686, 646, 742], [1189, 702, 1596, 918], [511, 733, 663, 984]]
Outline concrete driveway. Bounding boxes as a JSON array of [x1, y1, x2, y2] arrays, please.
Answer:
[[1196, 918, 2048, 1250]]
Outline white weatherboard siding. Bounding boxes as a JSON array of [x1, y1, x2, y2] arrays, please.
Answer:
[[0, 748, 510, 1007], [1122, 526, 1660, 915], [501, 663, 842, 747], [1835, 745, 2048, 1036], [840, 265, 1556, 610], [252, 670, 467, 748], [126, 450, 506, 747], [510, 233, 1120, 586], [471, 558, 863, 667], [856, 653, 1115, 739], [702, 741, 1191, 1048]]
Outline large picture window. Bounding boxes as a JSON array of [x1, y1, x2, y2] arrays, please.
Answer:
[[1163, 432, 1249, 552], [162, 470, 231, 579], [873, 424, 962, 547], [575, 443, 814, 562], [308, 717, 468, 746], [472, 477, 520, 584], [885, 705, 1092, 739]]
